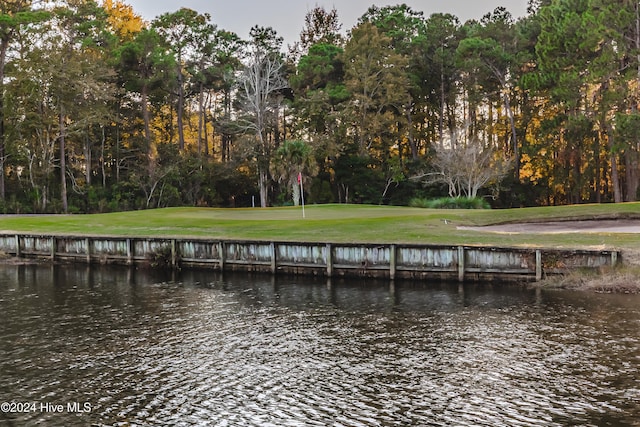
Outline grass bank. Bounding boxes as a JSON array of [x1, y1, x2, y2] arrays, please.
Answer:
[[0, 202, 638, 249]]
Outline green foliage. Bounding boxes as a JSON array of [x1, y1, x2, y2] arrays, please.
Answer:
[[409, 197, 491, 209], [343, 21, 410, 155], [209, 162, 256, 207], [2, 0, 640, 214], [333, 153, 383, 204], [308, 178, 334, 204], [292, 43, 344, 91], [271, 140, 318, 206]]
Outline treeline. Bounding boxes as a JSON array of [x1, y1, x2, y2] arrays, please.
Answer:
[[0, 0, 638, 213]]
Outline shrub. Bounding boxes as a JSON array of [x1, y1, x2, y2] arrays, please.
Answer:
[[409, 196, 491, 209], [408, 197, 431, 208]]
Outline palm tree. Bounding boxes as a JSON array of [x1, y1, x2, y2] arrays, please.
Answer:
[[271, 140, 318, 205]]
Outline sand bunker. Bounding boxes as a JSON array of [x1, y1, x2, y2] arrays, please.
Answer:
[[458, 219, 640, 234]]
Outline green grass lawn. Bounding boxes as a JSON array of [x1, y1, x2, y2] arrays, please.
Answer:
[[0, 203, 639, 251]]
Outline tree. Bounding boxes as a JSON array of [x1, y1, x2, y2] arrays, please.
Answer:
[[457, 8, 520, 175], [182, 13, 218, 156], [271, 140, 317, 205], [359, 4, 426, 161], [290, 30, 348, 205], [589, 0, 640, 201], [343, 22, 410, 156], [153, 8, 212, 151], [533, 0, 625, 203], [238, 26, 289, 207], [417, 135, 513, 198], [209, 30, 244, 162], [49, 0, 117, 212], [8, 64, 58, 211], [116, 28, 174, 172], [6, 0, 116, 211], [290, 42, 347, 163], [0, 0, 49, 201], [290, 5, 342, 59], [420, 13, 462, 149], [102, 0, 144, 42]]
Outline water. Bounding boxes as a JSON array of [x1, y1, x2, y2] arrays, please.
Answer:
[[1, 264, 639, 426]]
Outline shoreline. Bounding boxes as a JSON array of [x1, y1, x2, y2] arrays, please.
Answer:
[[2, 213, 637, 293], [532, 265, 640, 294]]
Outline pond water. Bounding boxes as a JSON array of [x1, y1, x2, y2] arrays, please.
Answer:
[[0, 264, 639, 426]]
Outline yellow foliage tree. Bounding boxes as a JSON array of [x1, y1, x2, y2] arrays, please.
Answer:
[[102, 0, 144, 41]]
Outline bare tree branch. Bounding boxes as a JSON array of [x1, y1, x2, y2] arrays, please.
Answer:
[[414, 135, 513, 198], [237, 46, 289, 207]]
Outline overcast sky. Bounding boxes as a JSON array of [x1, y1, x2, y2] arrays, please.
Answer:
[[123, 0, 530, 46]]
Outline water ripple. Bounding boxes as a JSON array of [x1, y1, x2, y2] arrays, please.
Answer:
[[1, 267, 639, 426]]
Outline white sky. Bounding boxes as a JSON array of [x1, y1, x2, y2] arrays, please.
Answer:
[[123, 0, 530, 46]]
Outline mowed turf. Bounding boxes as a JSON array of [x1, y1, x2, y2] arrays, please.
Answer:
[[0, 203, 639, 250]]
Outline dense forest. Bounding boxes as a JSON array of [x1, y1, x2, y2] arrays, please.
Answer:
[[0, 0, 639, 213]]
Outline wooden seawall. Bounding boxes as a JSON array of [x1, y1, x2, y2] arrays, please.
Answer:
[[0, 234, 619, 282]]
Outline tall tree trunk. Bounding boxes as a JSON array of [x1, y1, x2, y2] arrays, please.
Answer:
[[439, 52, 445, 147], [636, 0, 640, 81], [0, 93, 5, 202], [0, 36, 8, 201], [141, 84, 156, 174], [204, 89, 212, 157], [84, 129, 91, 186], [258, 127, 269, 207], [198, 82, 205, 155], [116, 123, 121, 183], [59, 112, 68, 213], [100, 126, 106, 188], [611, 152, 622, 203], [405, 104, 418, 160], [177, 65, 185, 150], [503, 90, 519, 179], [258, 168, 268, 208], [630, 3, 640, 201], [594, 131, 601, 203], [607, 123, 622, 203], [222, 90, 231, 161], [625, 149, 639, 201]]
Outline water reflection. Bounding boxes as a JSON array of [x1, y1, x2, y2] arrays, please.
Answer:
[[1, 264, 639, 426]]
